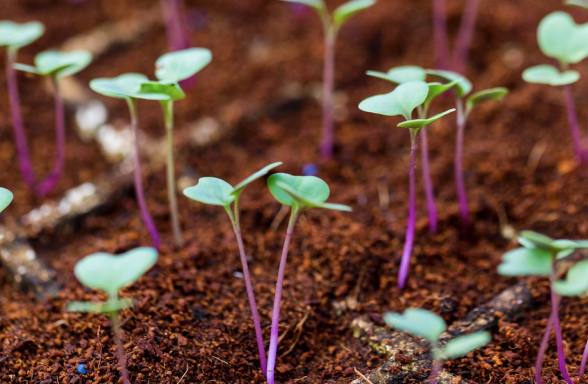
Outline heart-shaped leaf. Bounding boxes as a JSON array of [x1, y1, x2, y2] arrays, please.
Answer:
[[567, 0, 588, 10], [466, 88, 508, 113], [497, 247, 553, 276], [522, 65, 580, 86], [366, 66, 426, 84], [67, 298, 134, 314], [90, 73, 153, 99], [397, 109, 455, 131], [74, 247, 158, 298], [358, 81, 429, 120], [183, 177, 235, 207], [0, 188, 13, 213], [538, 11, 588, 65], [383, 308, 446, 344], [23, 50, 93, 79], [441, 332, 491, 359], [0, 20, 44, 50], [139, 81, 185, 100], [426, 69, 472, 98], [553, 260, 588, 296], [280, 0, 326, 12], [232, 162, 282, 197], [333, 0, 376, 26], [155, 48, 212, 83]]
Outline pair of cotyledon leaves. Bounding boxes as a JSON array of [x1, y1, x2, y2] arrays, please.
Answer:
[[281, 0, 375, 26], [0, 20, 44, 50], [523, 11, 588, 86], [384, 308, 490, 360], [183, 162, 351, 212], [90, 48, 212, 101], [67, 247, 158, 314], [498, 231, 588, 297]]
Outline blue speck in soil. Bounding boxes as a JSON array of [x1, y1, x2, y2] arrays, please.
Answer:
[[77, 364, 88, 374], [302, 163, 318, 176]]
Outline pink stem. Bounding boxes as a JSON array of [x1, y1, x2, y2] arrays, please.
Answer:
[[110, 313, 131, 384], [563, 85, 586, 163], [420, 127, 438, 233], [432, 0, 450, 70], [535, 311, 554, 384], [429, 356, 442, 384], [320, 28, 336, 161], [160, 0, 191, 51], [549, 274, 573, 384], [579, 337, 588, 377], [266, 210, 301, 384], [452, 0, 481, 74], [455, 100, 470, 228], [398, 133, 418, 289]]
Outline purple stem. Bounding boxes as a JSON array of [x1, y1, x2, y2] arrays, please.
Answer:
[[398, 133, 418, 289], [419, 127, 438, 233], [455, 100, 470, 228], [579, 337, 588, 377], [230, 210, 267, 375], [535, 310, 554, 384], [5, 49, 36, 190], [432, 0, 450, 70], [35, 78, 66, 196], [128, 99, 161, 250], [266, 209, 301, 384], [429, 356, 442, 384], [161, 0, 191, 51], [562, 84, 586, 163], [320, 28, 336, 161], [550, 268, 573, 384], [452, 0, 481, 74], [110, 313, 131, 384]]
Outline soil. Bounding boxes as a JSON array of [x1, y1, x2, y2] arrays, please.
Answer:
[[1, 0, 588, 383]]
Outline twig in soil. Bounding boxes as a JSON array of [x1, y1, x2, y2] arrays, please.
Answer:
[[176, 365, 190, 383], [211, 355, 228, 364], [376, 181, 389, 210], [280, 309, 311, 357], [270, 205, 290, 231], [354, 367, 374, 384], [526, 141, 547, 175]]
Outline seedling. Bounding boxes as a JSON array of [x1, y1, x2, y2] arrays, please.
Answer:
[[367, 65, 458, 233], [90, 73, 164, 249], [426, 69, 507, 227], [14, 49, 92, 196], [139, 47, 212, 247], [183, 162, 282, 375], [280, 0, 376, 160], [498, 231, 588, 384], [384, 308, 490, 384], [358, 81, 455, 289], [522, 11, 588, 162], [266, 173, 351, 384], [0, 188, 13, 218], [0, 20, 44, 191], [67, 247, 158, 384]]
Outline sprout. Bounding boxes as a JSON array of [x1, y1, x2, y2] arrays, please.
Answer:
[[90, 73, 162, 249], [522, 11, 588, 162], [359, 81, 455, 289], [280, 0, 376, 161], [427, 69, 507, 228], [139, 47, 212, 247], [14, 50, 92, 196], [183, 162, 282, 376], [265, 173, 350, 384], [0, 20, 44, 191], [384, 308, 490, 384], [498, 231, 588, 384], [67, 247, 158, 384]]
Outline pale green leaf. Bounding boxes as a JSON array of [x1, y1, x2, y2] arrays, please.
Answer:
[[358, 81, 429, 120], [497, 247, 553, 276], [232, 162, 282, 197], [30, 50, 92, 79], [280, 0, 326, 12], [522, 65, 579, 86], [67, 298, 134, 313], [566, 0, 588, 10], [366, 66, 426, 84], [13, 63, 39, 74], [139, 81, 185, 100], [183, 177, 235, 207], [426, 69, 472, 97], [397, 109, 455, 131], [538, 11, 588, 64], [441, 332, 491, 359], [333, 0, 376, 26], [424, 80, 459, 108], [383, 308, 446, 344], [553, 260, 588, 296], [0, 188, 13, 213], [0, 20, 44, 50], [155, 48, 212, 83], [268, 173, 332, 209], [466, 88, 508, 112], [90, 73, 152, 99]]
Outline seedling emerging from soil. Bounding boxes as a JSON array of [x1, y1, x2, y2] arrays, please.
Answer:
[[367, 65, 458, 233], [183, 162, 282, 375], [498, 231, 588, 384], [427, 69, 507, 228], [384, 308, 490, 384], [14, 50, 92, 196], [522, 11, 588, 162], [281, 0, 376, 160], [67, 247, 158, 384], [358, 81, 455, 289], [0, 20, 44, 191], [139, 48, 212, 247], [90, 73, 163, 249], [266, 173, 350, 384]]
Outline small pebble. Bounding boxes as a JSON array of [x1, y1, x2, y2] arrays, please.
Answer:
[[302, 163, 318, 176], [77, 364, 88, 374]]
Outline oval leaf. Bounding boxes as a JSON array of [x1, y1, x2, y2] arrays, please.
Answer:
[[538, 11, 588, 65], [359, 81, 429, 120], [333, 0, 376, 26], [74, 247, 158, 298], [0, 188, 13, 213], [367, 65, 426, 84], [566, 0, 588, 10], [139, 81, 185, 100], [553, 260, 588, 296], [522, 65, 579, 86], [90, 73, 151, 99], [0, 20, 44, 49], [280, 0, 326, 11], [155, 48, 212, 83], [397, 109, 455, 131], [424, 80, 459, 108], [426, 69, 472, 97], [232, 162, 282, 197], [268, 173, 330, 208], [441, 332, 491, 359], [466, 88, 508, 112], [183, 177, 235, 207], [31, 50, 92, 78], [497, 247, 553, 276], [383, 308, 446, 344]]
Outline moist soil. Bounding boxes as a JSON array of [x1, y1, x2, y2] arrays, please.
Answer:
[[1, 0, 588, 383]]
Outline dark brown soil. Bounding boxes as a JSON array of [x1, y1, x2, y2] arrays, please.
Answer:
[[1, 0, 588, 383]]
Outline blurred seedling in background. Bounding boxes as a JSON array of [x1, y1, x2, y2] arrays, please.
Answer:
[[384, 308, 490, 384], [359, 81, 455, 289], [15, 49, 92, 196], [183, 162, 282, 376], [426, 69, 507, 228], [367, 65, 458, 233], [67, 247, 158, 384], [90, 73, 164, 250], [0, 20, 44, 192], [523, 11, 588, 162], [139, 47, 212, 247], [280, 0, 376, 161], [498, 231, 588, 384], [265, 173, 350, 384]]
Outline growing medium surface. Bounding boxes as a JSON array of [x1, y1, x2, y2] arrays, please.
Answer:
[[0, 0, 588, 383]]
